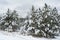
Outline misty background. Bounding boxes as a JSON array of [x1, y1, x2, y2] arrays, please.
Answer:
[[0, 0, 60, 17]]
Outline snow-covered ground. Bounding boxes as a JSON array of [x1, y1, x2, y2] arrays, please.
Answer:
[[0, 31, 60, 40]]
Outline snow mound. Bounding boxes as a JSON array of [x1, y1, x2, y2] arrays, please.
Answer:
[[0, 31, 60, 40]]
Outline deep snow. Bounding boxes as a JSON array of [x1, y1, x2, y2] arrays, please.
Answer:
[[0, 31, 60, 40]]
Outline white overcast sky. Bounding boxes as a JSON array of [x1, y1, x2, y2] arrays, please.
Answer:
[[0, 0, 60, 17]]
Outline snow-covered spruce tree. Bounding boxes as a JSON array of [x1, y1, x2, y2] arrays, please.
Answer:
[[25, 6, 39, 35], [36, 4, 59, 38], [0, 9, 19, 32], [52, 7, 60, 33], [22, 6, 37, 34], [25, 4, 60, 38]]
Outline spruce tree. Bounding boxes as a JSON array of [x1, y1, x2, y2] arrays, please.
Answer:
[[37, 3, 59, 38], [0, 9, 19, 32], [25, 3, 60, 38]]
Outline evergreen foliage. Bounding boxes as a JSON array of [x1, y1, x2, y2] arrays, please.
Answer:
[[0, 9, 19, 32], [0, 3, 60, 38], [24, 3, 60, 38]]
